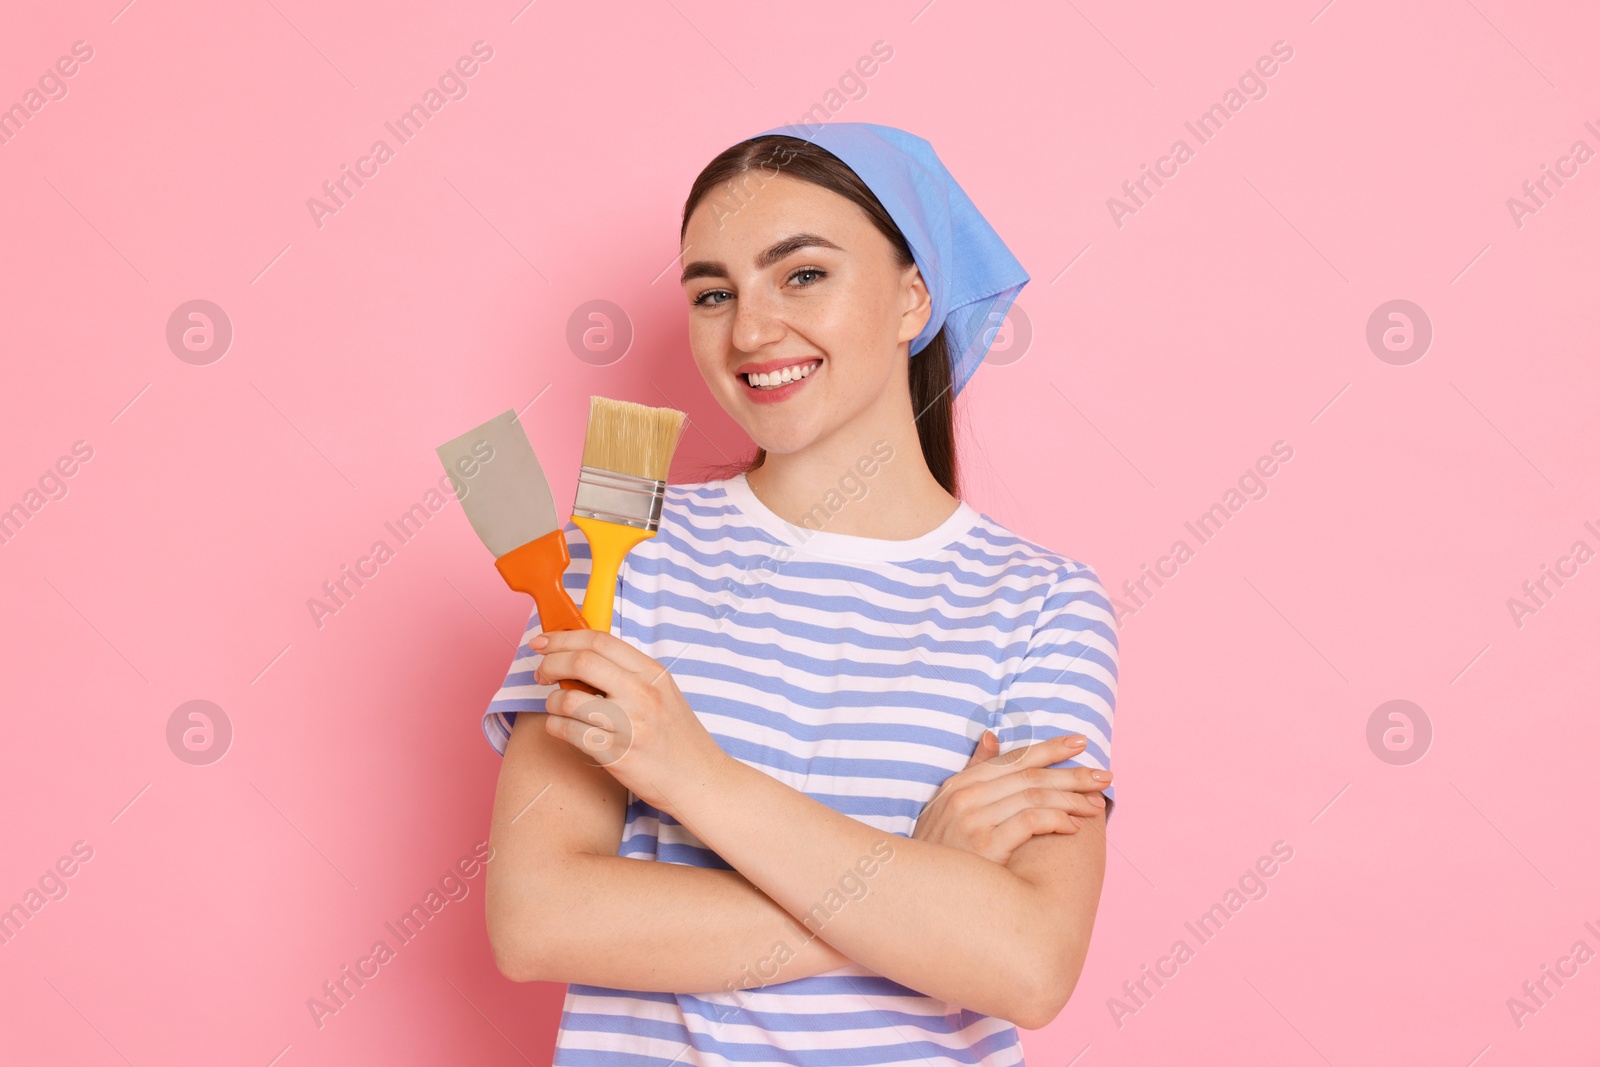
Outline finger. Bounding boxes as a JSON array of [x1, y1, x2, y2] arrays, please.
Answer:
[[999, 782, 1107, 822], [542, 702, 624, 760], [984, 807, 1083, 859], [530, 627, 663, 677], [536, 646, 637, 697], [544, 685, 605, 719], [964, 730, 998, 768], [1037, 765, 1113, 795], [986, 764, 1111, 796], [543, 692, 634, 752], [975, 733, 1088, 776], [946, 764, 1111, 817]]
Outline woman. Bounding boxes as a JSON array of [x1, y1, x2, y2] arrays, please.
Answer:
[[482, 122, 1119, 1065]]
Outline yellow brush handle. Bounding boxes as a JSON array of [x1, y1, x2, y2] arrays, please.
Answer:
[[571, 514, 656, 633]]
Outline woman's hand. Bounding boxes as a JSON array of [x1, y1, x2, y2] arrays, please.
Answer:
[[912, 731, 1112, 866], [530, 629, 731, 821]]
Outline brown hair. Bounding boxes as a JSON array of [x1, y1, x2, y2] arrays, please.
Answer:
[[679, 134, 960, 497]]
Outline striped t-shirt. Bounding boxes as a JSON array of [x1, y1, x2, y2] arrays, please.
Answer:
[[482, 472, 1119, 1066]]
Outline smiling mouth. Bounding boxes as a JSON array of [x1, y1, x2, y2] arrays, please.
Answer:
[[740, 359, 822, 390]]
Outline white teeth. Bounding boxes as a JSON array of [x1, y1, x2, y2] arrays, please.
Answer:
[[746, 361, 819, 389]]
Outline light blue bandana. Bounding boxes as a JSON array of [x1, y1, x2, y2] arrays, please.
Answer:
[[752, 121, 1030, 396]]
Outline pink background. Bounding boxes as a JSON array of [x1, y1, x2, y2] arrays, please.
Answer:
[[3, 0, 1597, 1063]]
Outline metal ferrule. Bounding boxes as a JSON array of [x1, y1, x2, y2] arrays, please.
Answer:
[[571, 466, 665, 530]]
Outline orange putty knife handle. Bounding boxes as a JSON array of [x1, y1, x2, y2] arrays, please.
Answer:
[[493, 529, 600, 695]]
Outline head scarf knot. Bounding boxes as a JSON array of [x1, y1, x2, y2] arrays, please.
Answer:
[[750, 121, 1029, 396]]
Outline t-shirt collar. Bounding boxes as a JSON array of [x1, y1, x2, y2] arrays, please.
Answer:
[[721, 471, 980, 562]]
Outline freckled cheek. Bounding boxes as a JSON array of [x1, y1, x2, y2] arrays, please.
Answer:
[[787, 299, 859, 349], [686, 321, 728, 378], [817, 312, 886, 375]]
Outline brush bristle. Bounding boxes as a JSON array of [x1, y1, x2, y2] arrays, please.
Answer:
[[580, 396, 687, 481]]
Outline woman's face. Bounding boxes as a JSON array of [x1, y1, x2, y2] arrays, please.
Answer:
[[680, 172, 931, 457]]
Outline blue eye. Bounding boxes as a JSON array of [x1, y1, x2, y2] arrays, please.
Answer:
[[690, 267, 826, 307]]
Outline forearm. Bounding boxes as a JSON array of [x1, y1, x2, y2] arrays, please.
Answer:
[[502, 852, 853, 993], [666, 756, 1062, 1024]]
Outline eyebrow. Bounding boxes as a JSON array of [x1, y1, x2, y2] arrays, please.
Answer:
[[679, 232, 845, 286]]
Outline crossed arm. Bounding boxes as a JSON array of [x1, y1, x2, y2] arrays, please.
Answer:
[[486, 706, 1107, 1029]]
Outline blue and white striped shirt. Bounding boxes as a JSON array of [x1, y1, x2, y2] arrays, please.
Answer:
[[483, 473, 1118, 1065]]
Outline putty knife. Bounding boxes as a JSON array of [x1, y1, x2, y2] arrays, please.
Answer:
[[436, 409, 596, 694]]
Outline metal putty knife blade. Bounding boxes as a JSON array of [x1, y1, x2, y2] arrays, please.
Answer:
[[435, 409, 561, 559]]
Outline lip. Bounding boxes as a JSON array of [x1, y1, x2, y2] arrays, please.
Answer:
[[739, 358, 820, 405]]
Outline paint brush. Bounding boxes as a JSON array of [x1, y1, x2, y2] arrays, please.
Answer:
[[435, 409, 598, 695], [569, 397, 687, 633]]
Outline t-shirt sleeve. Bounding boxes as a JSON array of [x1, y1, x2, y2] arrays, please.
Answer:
[[990, 562, 1121, 820], [481, 518, 593, 757]]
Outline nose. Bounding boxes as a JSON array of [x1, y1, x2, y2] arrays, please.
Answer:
[[729, 283, 786, 354]]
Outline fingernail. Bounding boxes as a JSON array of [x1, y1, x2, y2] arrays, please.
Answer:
[[1064, 735, 1086, 747], [529, 634, 549, 649], [1091, 771, 1111, 781]]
